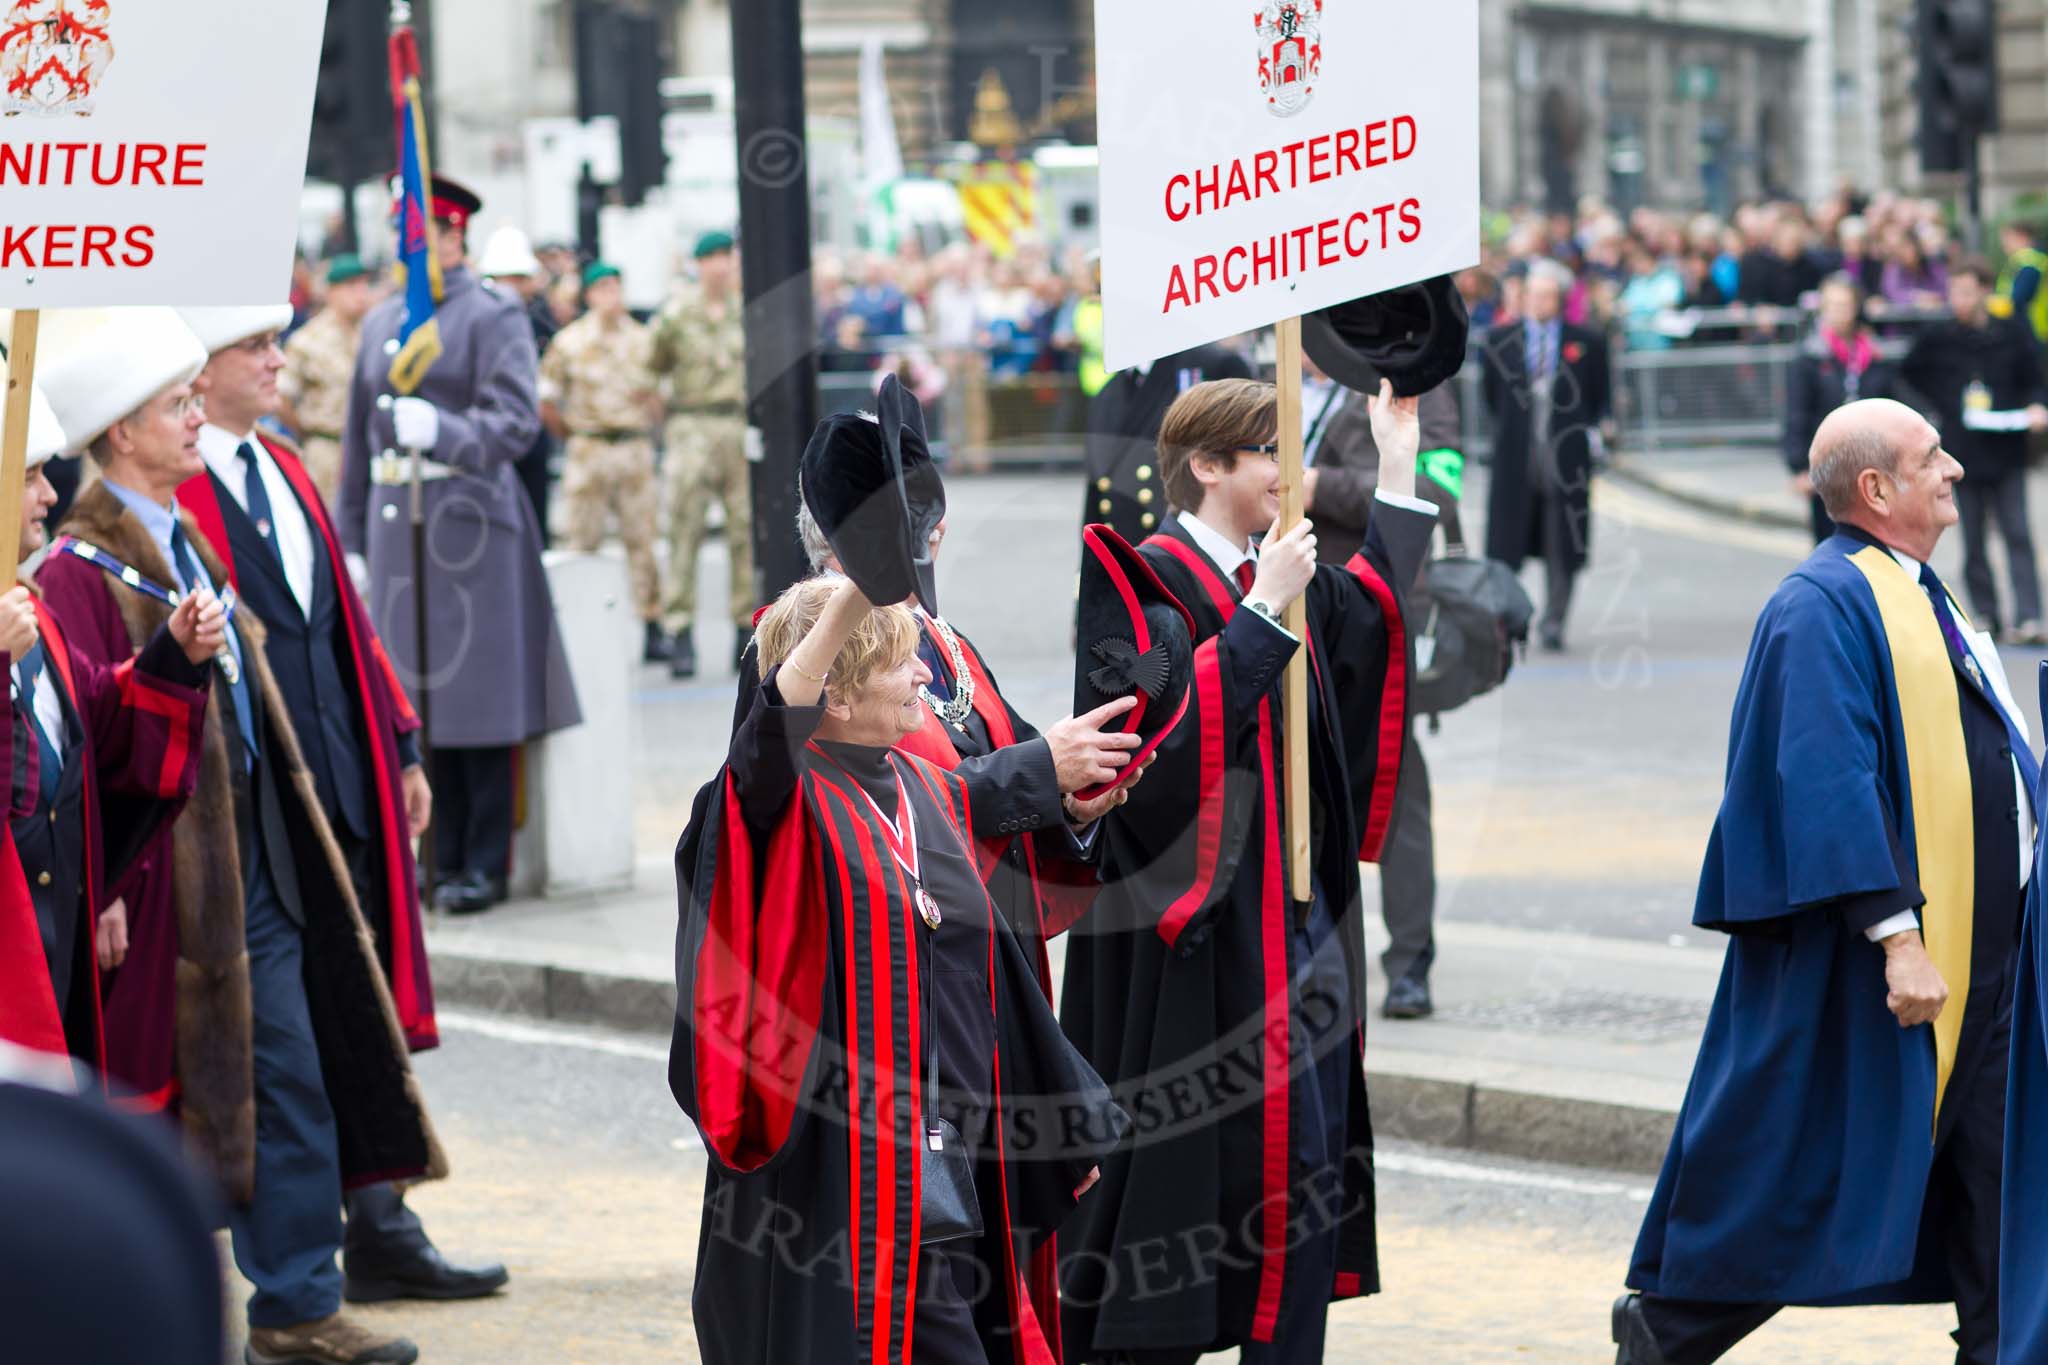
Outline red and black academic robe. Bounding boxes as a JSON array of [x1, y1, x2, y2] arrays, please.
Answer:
[[736, 610, 1099, 984], [178, 434, 436, 1050], [1057, 500, 1435, 1356], [672, 671, 1129, 1365], [893, 614, 1101, 976], [11, 599, 209, 1077]]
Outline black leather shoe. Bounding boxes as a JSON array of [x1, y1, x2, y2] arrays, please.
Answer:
[[1540, 622, 1566, 653], [344, 1245, 511, 1303], [731, 626, 754, 674], [1381, 975, 1434, 1020], [1611, 1293, 1668, 1365], [433, 872, 506, 915], [669, 630, 697, 680], [641, 621, 671, 664]]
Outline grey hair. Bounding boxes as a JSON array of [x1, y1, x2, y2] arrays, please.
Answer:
[[794, 477, 834, 571], [1811, 421, 1900, 518], [1526, 258, 1574, 291]]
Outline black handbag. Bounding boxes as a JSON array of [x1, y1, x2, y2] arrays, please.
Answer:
[[917, 911, 982, 1245]]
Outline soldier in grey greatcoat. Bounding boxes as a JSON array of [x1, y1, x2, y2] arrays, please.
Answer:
[[338, 173, 582, 915]]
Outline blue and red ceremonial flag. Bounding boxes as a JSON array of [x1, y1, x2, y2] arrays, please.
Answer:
[[387, 21, 442, 395]]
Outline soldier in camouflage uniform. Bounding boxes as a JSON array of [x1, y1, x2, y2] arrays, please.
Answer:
[[538, 261, 666, 662], [647, 230, 749, 680], [280, 254, 374, 506]]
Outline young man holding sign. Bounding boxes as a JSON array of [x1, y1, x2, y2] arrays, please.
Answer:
[[1059, 377, 1435, 1363]]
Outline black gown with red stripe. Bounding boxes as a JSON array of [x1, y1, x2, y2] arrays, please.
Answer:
[[1057, 500, 1436, 1357], [672, 670, 1130, 1365]]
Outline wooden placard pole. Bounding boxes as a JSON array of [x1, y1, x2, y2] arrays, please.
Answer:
[[0, 310, 38, 593], [1274, 315, 1312, 902]]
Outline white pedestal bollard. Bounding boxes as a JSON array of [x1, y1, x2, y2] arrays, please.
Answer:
[[509, 547, 637, 899]]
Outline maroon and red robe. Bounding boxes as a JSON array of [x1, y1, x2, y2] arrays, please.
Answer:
[[1057, 499, 1435, 1356], [0, 681, 57, 1057], [672, 671, 1128, 1365], [177, 434, 436, 1050], [1, 599, 208, 1077]]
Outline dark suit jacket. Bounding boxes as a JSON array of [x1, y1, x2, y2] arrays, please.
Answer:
[[1309, 381, 1464, 565], [1480, 321, 1610, 570]]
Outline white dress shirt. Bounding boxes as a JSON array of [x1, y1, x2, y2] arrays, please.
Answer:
[[1863, 547, 2035, 942], [198, 423, 317, 619]]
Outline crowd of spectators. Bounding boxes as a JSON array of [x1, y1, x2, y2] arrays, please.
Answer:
[[1451, 186, 2003, 353], [812, 239, 1101, 392]]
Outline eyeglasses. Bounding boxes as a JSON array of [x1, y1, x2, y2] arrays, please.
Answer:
[[1235, 443, 1280, 460], [231, 332, 282, 355], [168, 394, 207, 420]]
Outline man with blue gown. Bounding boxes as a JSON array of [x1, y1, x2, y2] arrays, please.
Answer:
[[1615, 398, 2037, 1365]]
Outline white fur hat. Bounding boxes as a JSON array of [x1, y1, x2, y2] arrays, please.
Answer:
[[9, 384, 67, 470], [38, 308, 209, 452], [477, 225, 541, 279], [177, 305, 295, 355]]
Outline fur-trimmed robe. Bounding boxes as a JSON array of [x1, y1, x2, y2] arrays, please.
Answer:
[[39, 481, 446, 1202]]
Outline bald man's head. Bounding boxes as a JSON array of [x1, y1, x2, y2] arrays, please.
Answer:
[[1809, 399, 1931, 519], [1809, 398, 1960, 560]]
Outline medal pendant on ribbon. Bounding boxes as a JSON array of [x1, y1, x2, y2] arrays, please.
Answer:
[[218, 652, 241, 685], [257, 518, 273, 538], [917, 887, 943, 929]]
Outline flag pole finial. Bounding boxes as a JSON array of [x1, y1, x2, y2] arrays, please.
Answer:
[[390, 1, 414, 26]]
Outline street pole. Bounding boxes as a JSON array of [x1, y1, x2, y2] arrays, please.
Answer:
[[1964, 134, 1985, 252], [731, 0, 817, 604]]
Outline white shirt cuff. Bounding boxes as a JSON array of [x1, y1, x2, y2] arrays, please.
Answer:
[[1374, 489, 1439, 517], [1236, 602, 1300, 644], [1864, 910, 1922, 943]]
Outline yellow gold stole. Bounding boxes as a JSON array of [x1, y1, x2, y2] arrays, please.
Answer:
[[1848, 546, 1975, 1126]]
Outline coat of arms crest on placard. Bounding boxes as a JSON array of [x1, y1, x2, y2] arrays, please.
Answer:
[[1256, 0, 1320, 118], [1, 0, 115, 118]]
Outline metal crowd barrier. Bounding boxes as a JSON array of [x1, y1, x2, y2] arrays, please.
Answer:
[[811, 304, 1958, 470]]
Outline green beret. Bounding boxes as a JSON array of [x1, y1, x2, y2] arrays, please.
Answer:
[[693, 230, 736, 260], [326, 253, 368, 285], [582, 261, 622, 288]]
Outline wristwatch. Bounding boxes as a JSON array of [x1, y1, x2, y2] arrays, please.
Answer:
[[1244, 599, 1282, 626]]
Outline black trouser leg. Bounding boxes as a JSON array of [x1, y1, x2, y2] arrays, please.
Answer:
[[1379, 728, 1436, 987], [430, 745, 516, 883], [1954, 479, 2004, 634], [1936, 998, 2010, 1365], [457, 745, 516, 884], [1540, 496, 1576, 634], [344, 1183, 431, 1264], [1992, 466, 2043, 627], [1635, 1295, 1781, 1364], [429, 747, 469, 881]]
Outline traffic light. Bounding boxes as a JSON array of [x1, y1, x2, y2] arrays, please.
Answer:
[[573, 1, 669, 207], [307, 1, 394, 188], [1917, 0, 1998, 173]]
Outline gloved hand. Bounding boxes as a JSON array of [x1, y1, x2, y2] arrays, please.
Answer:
[[392, 396, 441, 451]]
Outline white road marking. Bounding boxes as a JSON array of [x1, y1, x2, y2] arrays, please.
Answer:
[[439, 1011, 1655, 1198], [1377, 1149, 1653, 1201], [437, 1008, 671, 1063], [1592, 479, 1809, 561]]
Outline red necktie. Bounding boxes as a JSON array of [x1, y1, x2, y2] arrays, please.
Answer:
[[1235, 561, 1255, 597]]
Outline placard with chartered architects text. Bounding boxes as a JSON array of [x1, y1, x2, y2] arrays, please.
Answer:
[[1093, 0, 1481, 371]]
